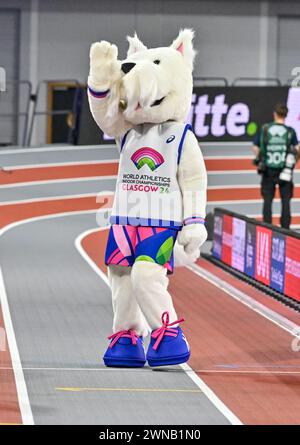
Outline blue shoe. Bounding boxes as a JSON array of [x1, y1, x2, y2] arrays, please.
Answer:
[[103, 329, 146, 368], [146, 312, 190, 367]]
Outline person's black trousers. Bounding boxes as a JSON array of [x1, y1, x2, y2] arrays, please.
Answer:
[[261, 169, 294, 229]]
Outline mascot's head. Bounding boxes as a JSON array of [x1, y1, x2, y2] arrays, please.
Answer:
[[111, 29, 195, 125]]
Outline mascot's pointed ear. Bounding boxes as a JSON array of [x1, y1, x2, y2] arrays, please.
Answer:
[[170, 28, 196, 70], [127, 33, 147, 57]]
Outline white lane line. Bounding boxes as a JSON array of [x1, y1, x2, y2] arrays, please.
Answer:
[[208, 170, 256, 175], [0, 175, 117, 190], [188, 263, 300, 336], [1, 154, 258, 172], [75, 227, 110, 286], [0, 209, 101, 238], [0, 176, 258, 191], [205, 155, 252, 159], [209, 170, 256, 175], [1, 366, 300, 375], [208, 198, 300, 205], [249, 212, 300, 219], [0, 268, 34, 425], [0, 192, 114, 207], [208, 184, 259, 189], [75, 227, 243, 426], [201, 141, 251, 146], [0, 366, 132, 372], [3, 159, 119, 170], [0, 142, 250, 155], [208, 169, 300, 174], [0, 144, 116, 155], [208, 184, 300, 190]]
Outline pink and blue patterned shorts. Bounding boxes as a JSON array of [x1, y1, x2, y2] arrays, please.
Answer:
[[105, 225, 178, 273]]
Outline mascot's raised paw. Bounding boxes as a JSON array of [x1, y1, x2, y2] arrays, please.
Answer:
[[88, 41, 121, 90], [177, 223, 207, 254]]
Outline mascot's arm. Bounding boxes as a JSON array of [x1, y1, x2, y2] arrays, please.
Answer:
[[88, 41, 132, 138], [177, 131, 208, 254]]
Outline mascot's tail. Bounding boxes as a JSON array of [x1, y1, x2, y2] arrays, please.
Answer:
[[173, 241, 200, 267]]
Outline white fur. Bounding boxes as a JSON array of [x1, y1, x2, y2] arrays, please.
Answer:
[[88, 30, 208, 334], [170, 28, 196, 71], [131, 262, 178, 329], [127, 33, 147, 57], [121, 43, 193, 125], [176, 130, 208, 263], [109, 261, 178, 335], [88, 29, 195, 133], [108, 265, 150, 336], [173, 243, 200, 267]]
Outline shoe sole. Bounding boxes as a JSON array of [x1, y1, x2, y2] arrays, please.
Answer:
[[103, 357, 146, 368], [147, 351, 190, 367]]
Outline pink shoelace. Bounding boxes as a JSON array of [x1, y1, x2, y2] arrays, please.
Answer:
[[108, 329, 139, 349], [151, 311, 184, 351]]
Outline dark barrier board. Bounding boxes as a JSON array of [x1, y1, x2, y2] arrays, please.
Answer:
[[212, 208, 300, 302], [72, 86, 300, 144]]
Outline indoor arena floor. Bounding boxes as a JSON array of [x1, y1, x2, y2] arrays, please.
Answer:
[[0, 143, 299, 425]]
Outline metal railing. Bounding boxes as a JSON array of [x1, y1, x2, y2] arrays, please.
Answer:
[[232, 77, 282, 86], [194, 76, 229, 86]]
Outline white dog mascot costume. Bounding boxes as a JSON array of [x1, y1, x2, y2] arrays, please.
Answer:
[[88, 29, 207, 368]]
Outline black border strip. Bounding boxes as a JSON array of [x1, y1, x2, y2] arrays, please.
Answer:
[[214, 207, 300, 240]]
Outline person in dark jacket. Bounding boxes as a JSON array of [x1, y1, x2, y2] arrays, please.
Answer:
[[252, 103, 299, 229]]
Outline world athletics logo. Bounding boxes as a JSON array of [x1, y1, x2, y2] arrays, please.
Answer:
[[131, 147, 164, 171]]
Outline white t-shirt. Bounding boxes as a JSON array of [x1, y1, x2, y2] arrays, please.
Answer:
[[110, 121, 192, 228]]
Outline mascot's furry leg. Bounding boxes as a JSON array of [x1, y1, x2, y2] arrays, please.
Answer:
[[131, 261, 189, 367], [108, 265, 149, 336], [131, 262, 177, 328], [103, 265, 149, 367]]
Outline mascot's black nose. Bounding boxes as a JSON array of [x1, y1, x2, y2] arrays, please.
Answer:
[[121, 62, 136, 74]]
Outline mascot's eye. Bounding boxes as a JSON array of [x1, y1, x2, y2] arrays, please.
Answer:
[[153, 59, 160, 65]]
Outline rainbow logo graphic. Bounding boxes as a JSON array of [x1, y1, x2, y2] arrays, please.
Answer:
[[131, 147, 164, 171]]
